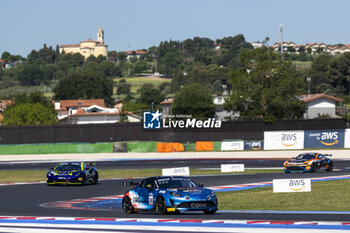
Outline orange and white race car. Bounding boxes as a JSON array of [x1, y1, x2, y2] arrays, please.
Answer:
[[283, 153, 333, 173]]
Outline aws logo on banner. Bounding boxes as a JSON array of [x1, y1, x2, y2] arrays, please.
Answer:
[[281, 133, 297, 147], [289, 179, 307, 191], [251, 142, 262, 150], [320, 132, 338, 146]]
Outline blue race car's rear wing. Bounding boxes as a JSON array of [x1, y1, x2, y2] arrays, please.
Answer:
[[123, 181, 139, 187]]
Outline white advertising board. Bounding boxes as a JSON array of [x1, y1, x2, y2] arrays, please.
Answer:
[[345, 129, 350, 148], [273, 179, 311, 193], [221, 141, 244, 151], [221, 164, 245, 173], [264, 131, 305, 150], [162, 167, 190, 176]]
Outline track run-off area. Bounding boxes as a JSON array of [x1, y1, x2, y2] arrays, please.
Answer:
[[1, 150, 350, 232]]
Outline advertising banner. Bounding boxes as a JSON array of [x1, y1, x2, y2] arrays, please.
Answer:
[[264, 131, 304, 150], [304, 129, 344, 149], [221, 164, 245, 172], [244, 141, 264, 151], [273, 179, 311, 193], [345, 129, 350, 148], [162, 167, 190, 176], [221, 140, 244, 151]]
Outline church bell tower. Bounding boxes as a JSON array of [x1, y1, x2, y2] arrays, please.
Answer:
[[97, 26, 104, 44]]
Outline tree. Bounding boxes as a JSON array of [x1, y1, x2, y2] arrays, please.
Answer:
[[17, 64, 45, 85], [137, 84, 164, 108], [328, 52, 350, 96], [54, 71, 114, 106], [225, 48, 305, 120], [158, 50, 184, 75], [2, 92, 57, 126], [2, 103, 57, 126], [172, 84, 215, 119], [117, 79, 131, 95], [309, 54, 334, 94], [134, 60, 147, 74]]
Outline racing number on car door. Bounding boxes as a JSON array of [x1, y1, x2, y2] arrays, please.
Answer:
[[138, 179, 155, 205]]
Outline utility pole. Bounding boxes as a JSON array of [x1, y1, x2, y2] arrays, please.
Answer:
[[307, 77, 311, 95], [279, 24, 283, 55]]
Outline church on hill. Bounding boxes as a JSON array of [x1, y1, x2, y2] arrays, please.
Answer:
[[59, 27, 108, 59]]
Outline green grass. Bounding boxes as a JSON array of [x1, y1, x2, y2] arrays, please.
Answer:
[[292, 61, 312, 70], [217, 179, 350, 211], [0, 168, 282, 183], [114, 77, 171, 94]]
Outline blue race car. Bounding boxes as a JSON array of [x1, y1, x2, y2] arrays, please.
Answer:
[[46, 162, 98, 185], [122, 176, 218, 215]]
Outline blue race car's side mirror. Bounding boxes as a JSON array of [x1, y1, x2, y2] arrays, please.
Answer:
[[199, 182, 204, 187]]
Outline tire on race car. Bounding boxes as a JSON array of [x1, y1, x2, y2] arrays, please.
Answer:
[[81, 174, 87, 185], [122, 196, 137, 214], [326, 162, 333, 172], [93, 172, 99, 184], [203, 209, 217, 215], [155, 196, 167, 214], [311, 162, 317, 172]]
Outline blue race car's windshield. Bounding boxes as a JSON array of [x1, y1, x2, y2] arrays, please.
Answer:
[[296, 154, 316, 160], [55, 164, 81, 171], [156, 178, 198, 189]]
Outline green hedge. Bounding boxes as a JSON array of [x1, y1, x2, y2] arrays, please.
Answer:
[[0, 143, 113, 155]]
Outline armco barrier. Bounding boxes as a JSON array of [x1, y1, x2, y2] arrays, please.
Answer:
[[183, 142, 196, 152], [0, 143, 113, 155], [127, 142, 157, 152], [156, 143, 184, 152], [195, 141, 214, 151]]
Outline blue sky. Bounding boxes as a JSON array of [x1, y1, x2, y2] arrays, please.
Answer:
[[1, 0, 350, 57]]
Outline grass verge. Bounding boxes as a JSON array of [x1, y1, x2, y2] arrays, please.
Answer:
[[0, 168, 282, 183], [217, 179, 350, 211]]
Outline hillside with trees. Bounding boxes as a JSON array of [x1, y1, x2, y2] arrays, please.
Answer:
[[1, 33, 350, 123]]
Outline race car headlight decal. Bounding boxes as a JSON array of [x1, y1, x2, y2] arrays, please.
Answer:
[[171, 192, 181, 198], [210, 191, 216, 197], [49, 171, 57, 176], [207, 195, 212, 200]]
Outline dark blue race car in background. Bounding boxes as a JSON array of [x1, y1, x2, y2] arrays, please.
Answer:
[[122, 176, 218, 215], [46, 162, 98, 185]]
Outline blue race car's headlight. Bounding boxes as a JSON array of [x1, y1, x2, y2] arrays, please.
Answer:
[[171, 192, 181, 198], [210, 191, 216, 197]]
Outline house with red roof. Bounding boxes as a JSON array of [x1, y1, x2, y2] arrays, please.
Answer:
[[54, 99, 121, 124], [123, 50, 147, 61], [299, 94, 344, 119]]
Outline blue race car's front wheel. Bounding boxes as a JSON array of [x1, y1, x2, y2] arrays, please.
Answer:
[[203, 209, 216, 215], [122, 196, 137, 214]]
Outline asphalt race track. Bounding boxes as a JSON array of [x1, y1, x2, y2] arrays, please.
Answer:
[[1, 159, 350, 222]]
